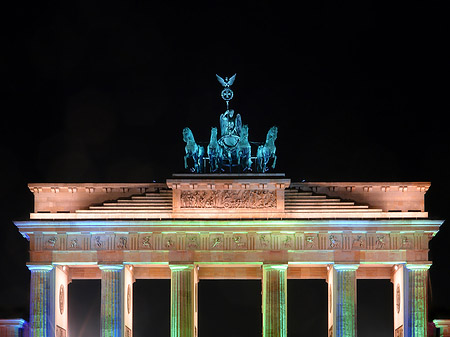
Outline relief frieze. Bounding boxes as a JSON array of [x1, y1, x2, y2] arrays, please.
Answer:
[[30, 231, 429, 253], [180, 190, 276, 209]]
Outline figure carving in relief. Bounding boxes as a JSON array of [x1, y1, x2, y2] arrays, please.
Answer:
[[95, 236, 103, 248], [353, 235, 364, 248], [329, 235, 339, 249], [180, 190, 276, 209], [142, 236, 152, 248], [187, 236, 199, 249], [401, 237, 411, 249], [306, 236, 316, 248], [259, 235, 270, 248], [47, 237, 57, 247], [117, 237, 128, 249], [375, 235, 385, 249], [70, 238, 78, 249], [233, 235, 246, 248], [166, 237, 174, 248], [283, 236, 292, 248], [211, 236, 222, 248]]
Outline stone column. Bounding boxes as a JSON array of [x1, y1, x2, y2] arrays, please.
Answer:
[[433, 319, 450, 337], [262, 264, 288, 337], [169, 264, 197, 337], [404, 264, 430, 337], [99, 264, 124, 337], [331, 264, 359, 337], [28, 264, 53, 337]]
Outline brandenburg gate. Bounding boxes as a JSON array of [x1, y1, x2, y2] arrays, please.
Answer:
[[10, 75, 445, 337], [15, 178, 442, 337]]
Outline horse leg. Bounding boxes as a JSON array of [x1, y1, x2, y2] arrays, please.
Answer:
[[272, 155, 277, 169]]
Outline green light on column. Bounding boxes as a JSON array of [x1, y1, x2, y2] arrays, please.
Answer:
[[262, 264, 287, 337]]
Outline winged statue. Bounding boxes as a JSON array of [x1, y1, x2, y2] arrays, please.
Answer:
[[216, 74, 236, 88]]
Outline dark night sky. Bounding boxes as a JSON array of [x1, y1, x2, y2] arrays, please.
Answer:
[[1, 0, 449, 336]]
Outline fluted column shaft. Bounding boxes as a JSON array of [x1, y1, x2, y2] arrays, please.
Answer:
[[333, 264, 358, 337], [28, 265, 53, 337], [100, 265, 124, 337], [405, 264, 430, 337], [170, 265, 196, 337], [262, 264, 288, 337]]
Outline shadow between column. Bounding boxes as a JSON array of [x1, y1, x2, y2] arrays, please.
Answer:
[[287, 279, 328, 337], [199, 280, 262, 337], [357, 279, 393, 337], [68, 280, 101, 337], [133, 279, 170, 337]]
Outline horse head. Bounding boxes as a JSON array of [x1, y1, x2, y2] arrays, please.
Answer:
[[240, 124, 249, 141], [183, 127, 195, 144], [266, 126, 278, 144], [210, 127, 218, 144]]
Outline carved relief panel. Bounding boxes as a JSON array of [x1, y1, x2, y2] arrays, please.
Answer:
[[366, 233, 390, 250], [90, 234, 113, 250], [67, 234, 85, 250], [304, 234, 318, 249], [210, 234, 224, 250], [115, 235, 129, 250], [232, 233, 248, 249], [186, 234, 200, 250], [351, 234, 366, 249], [139, 233, 153, 249], [43, 234, 60, 250], [180, 190, 277, 209], [163, 234, 177, 250], [257, 233, 271, 249]]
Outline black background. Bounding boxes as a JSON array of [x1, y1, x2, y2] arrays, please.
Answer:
[[1, 0, 449, 336]]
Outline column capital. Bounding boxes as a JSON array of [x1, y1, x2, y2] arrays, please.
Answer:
[[405, 263, 431, 270], [433, 319, 450, 336], [333, 264, 359, 271], [169, 264, 195, 271], [0, 319, 27, 328], [98, 264, 124, 271], [27, 264, 53, 272], [263, 264, 288, 270]]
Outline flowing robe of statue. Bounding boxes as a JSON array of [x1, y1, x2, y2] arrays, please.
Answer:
[[219, 109, 242, 148]]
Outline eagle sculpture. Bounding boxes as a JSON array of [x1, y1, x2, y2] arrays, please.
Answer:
[[216, 74, 236, 88]]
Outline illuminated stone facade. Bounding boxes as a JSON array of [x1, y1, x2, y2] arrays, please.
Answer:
[[13, 176, 444, 337]]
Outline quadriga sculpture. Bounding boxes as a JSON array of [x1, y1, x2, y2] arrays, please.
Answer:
[[237, 125, 252, 172], [256, 126, 278, 173], [183, 127, 204, 173], [207, 127, 222, 172]]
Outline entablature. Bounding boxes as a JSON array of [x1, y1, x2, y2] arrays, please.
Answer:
[[27, 179, 431, 220]]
